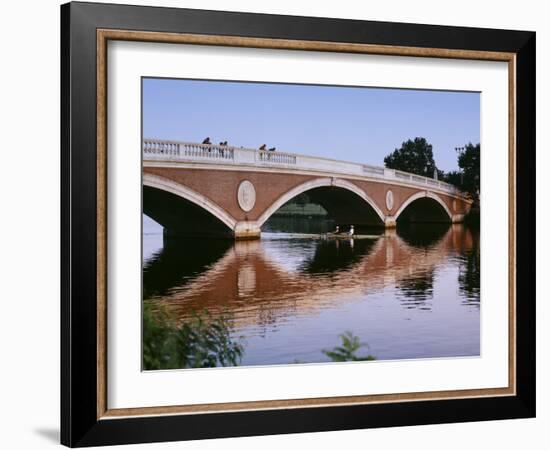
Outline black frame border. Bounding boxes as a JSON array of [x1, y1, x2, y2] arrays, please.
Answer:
[[61, 2, 535, 447]]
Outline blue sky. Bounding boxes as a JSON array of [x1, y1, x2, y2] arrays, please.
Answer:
[[143, 78, 479, 173]]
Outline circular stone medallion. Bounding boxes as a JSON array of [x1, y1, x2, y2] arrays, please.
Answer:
[[237, 180, 256, 212], [385, 190, 394, 211]]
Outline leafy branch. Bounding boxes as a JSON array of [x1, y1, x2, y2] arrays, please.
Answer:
[[143, 302, 245, 370], [322, 331, 376, 362]]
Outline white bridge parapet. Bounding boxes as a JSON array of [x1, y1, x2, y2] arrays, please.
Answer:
[[143, 138, 463, 197]]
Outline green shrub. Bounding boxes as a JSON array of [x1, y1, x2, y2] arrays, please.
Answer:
[[143, 302, 244, 370], [322, 331, 376, 362]]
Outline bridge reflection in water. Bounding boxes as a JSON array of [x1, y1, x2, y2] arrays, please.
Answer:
[[143, 223, 480, 366]]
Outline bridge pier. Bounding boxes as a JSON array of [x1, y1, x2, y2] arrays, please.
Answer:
[[234, 221, 261, 240], [384, 217, 397, 228]]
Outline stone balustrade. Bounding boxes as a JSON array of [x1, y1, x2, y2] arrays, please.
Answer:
[[143, 138, 462, 196], [143, 139, 234, 160]]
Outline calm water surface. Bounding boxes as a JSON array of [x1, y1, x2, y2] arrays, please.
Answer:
[[143, 219, 480, 366]]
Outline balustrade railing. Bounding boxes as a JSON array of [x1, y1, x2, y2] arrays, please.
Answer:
[[143, 140, 181, 156], [258, 151, 296, 165], [394, 171, 411, 181], [412, 175, 427, 184], [143, 139, 234, 160], [143, 138, 461, 196], [362, 165, 385, 176]]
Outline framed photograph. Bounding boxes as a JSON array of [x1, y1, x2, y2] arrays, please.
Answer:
[[61, 1, 535, 447]]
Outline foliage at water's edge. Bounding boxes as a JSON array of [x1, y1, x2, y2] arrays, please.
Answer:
[[143, 302, 244, 370], [143, 303, 376, 370]]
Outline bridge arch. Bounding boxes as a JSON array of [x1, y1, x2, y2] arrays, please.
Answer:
[[143, 173, 238, 236], [257, 177, 386, 228], [394, 191, 452, 223]]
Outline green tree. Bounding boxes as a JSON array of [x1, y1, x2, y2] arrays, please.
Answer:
[[292, 192, 310, 206], [322, 331, 376, 362], [384, 137, 438, 177], [457, 142, 480, 202], [174, 310, 244, 368], [443, 170, 463, 189], [143, 301, 180, 370]]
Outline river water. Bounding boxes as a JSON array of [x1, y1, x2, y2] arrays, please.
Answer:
[[143, 218, 480, 366]]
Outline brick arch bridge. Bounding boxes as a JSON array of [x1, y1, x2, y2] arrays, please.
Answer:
[[143, 139, 472, 239]]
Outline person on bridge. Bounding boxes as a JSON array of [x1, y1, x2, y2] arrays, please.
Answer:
[[259, 144, 267, 150], [202, 137, 211, 144], [333, 225, 340, 234], [348, 225, 355, 237]]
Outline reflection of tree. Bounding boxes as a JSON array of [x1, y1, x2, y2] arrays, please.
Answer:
[[397, 269, 435, 309], [143, 238, 232, 299], [458, 230, 480, 305], [300, 238, 376, 275], [143, 224, 480, 338]]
